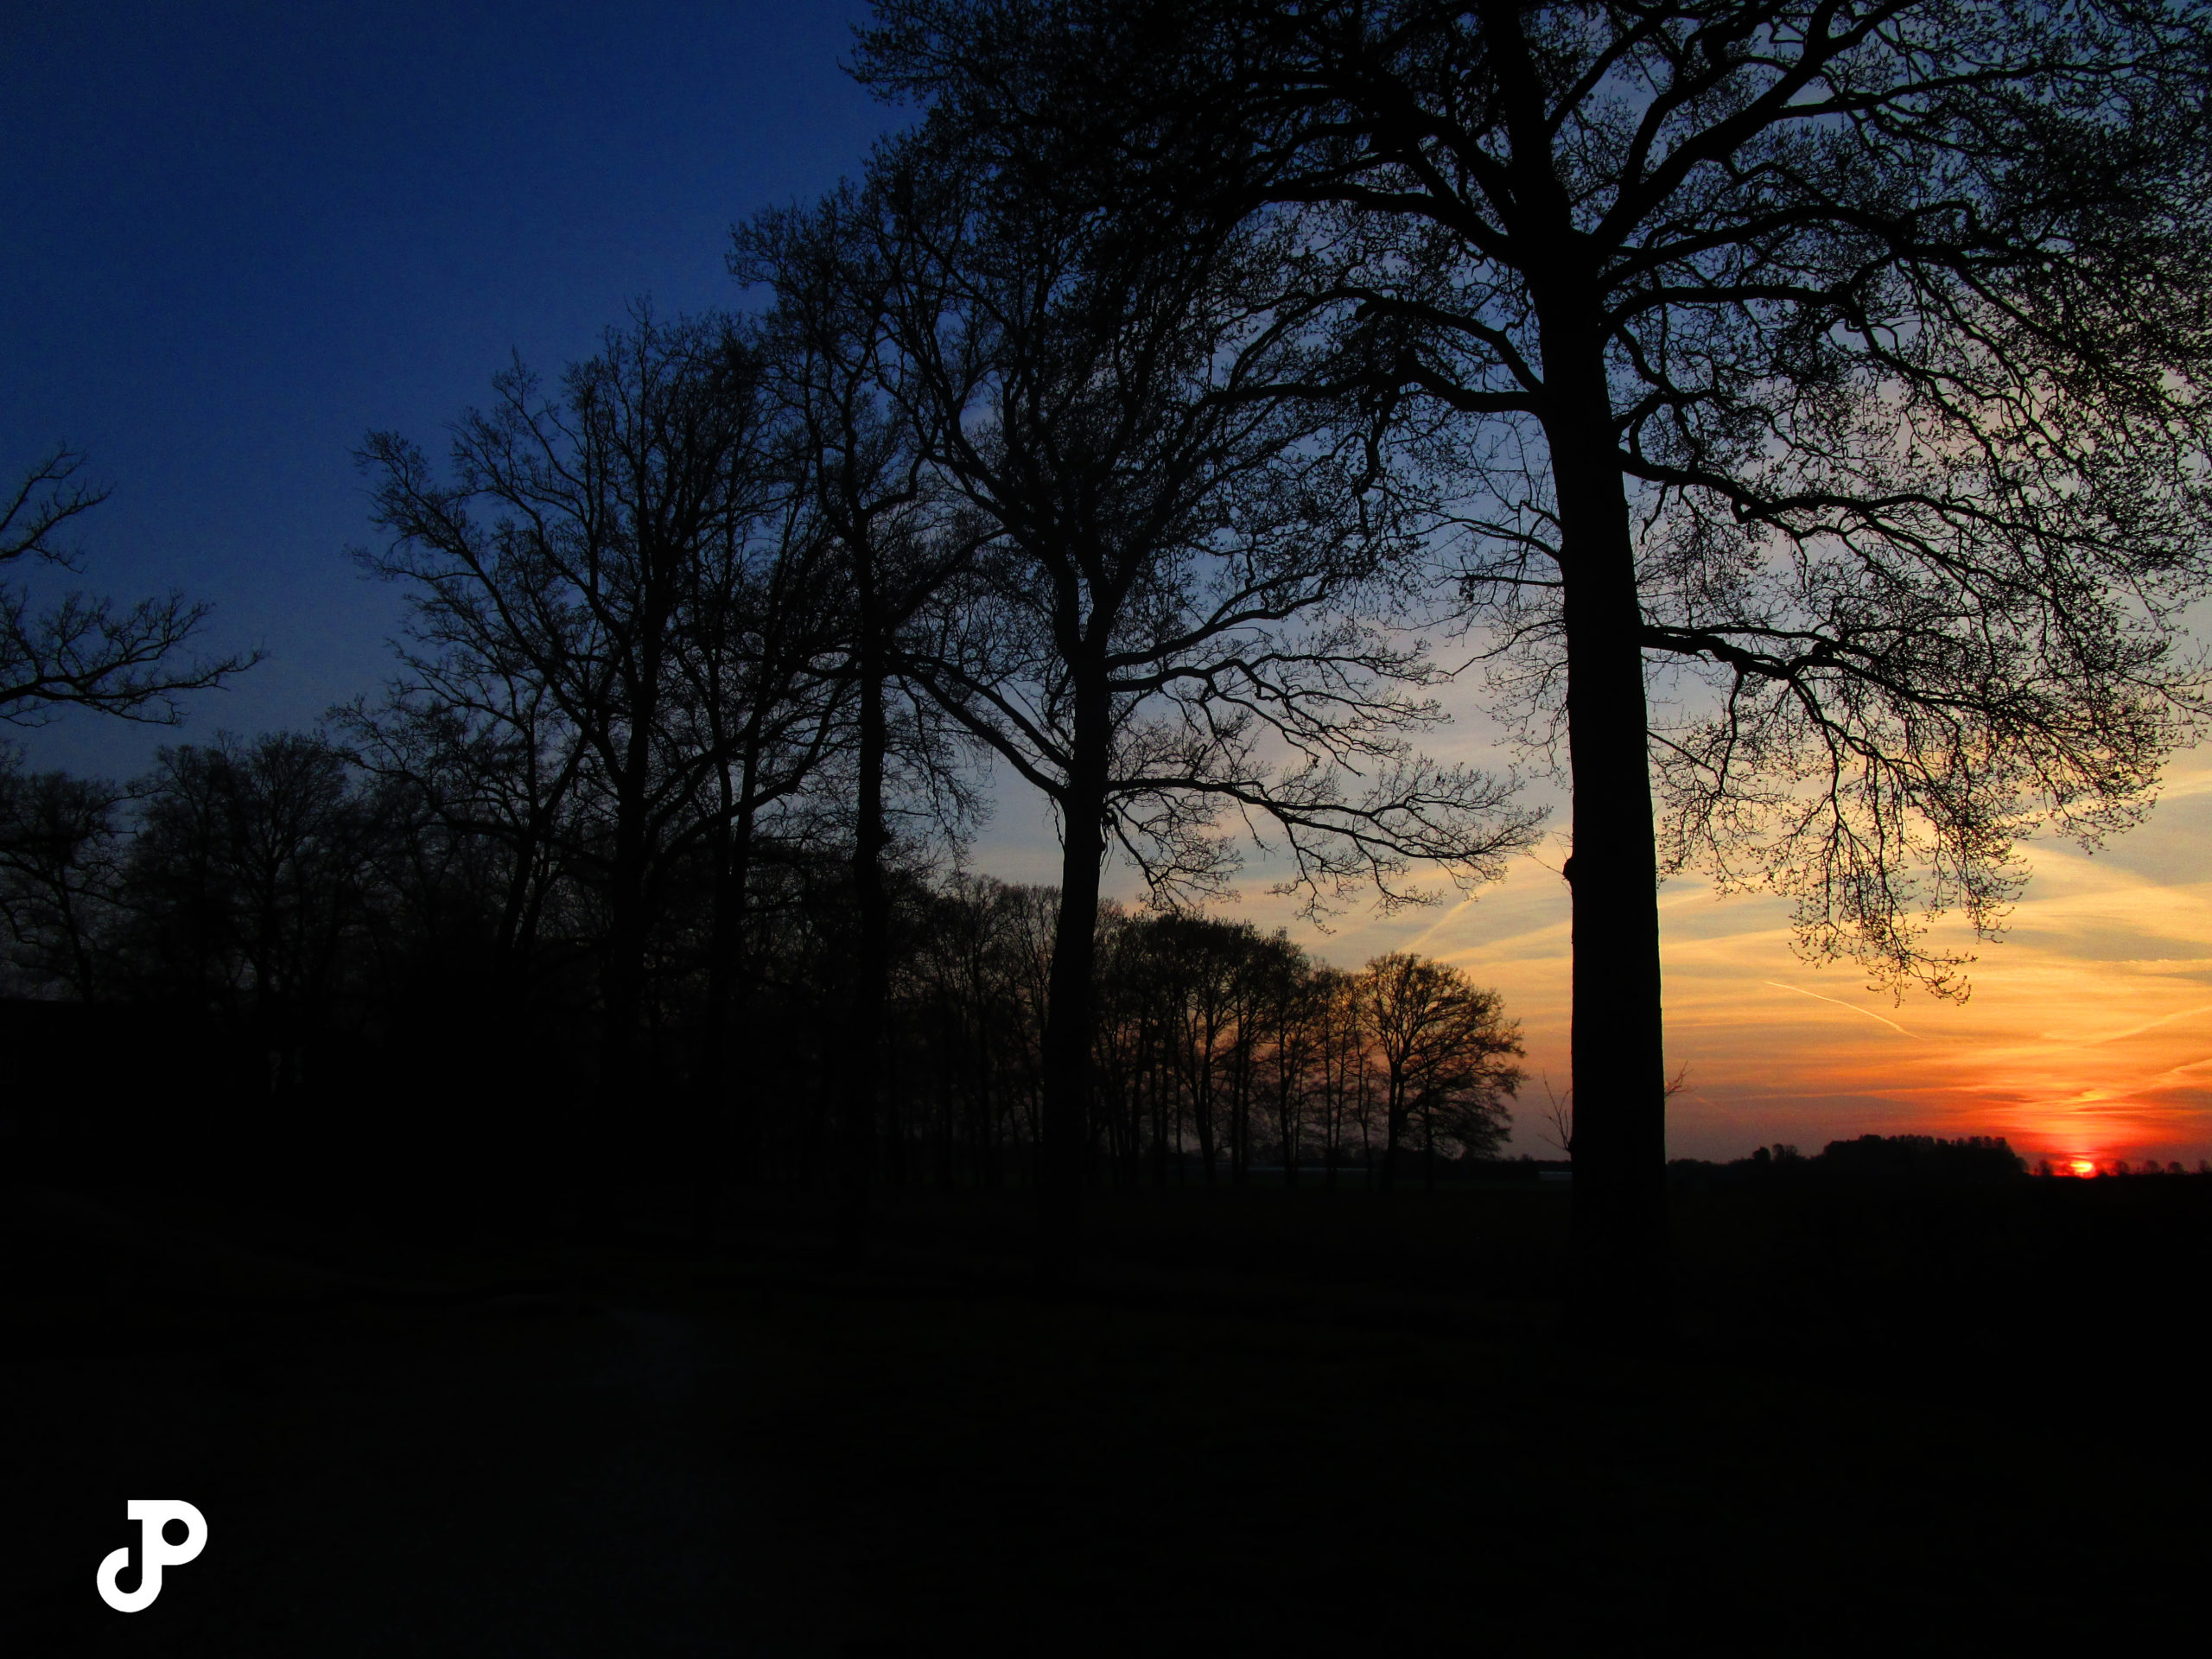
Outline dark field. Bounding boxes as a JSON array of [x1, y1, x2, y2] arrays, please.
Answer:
[[5, 1173, 2206, 1654]]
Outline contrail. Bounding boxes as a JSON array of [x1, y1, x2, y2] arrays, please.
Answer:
[[2085, 1001, 2212, 1046], [1763, 981, 1917, 1037]]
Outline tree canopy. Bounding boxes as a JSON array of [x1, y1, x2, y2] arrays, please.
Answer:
[[857, 0, 2212, 1315]]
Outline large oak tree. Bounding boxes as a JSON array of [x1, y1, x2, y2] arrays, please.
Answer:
[[861, 0, 2212, 1323]]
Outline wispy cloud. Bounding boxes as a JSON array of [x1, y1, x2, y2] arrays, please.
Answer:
[[1762, 982, 1919, 1037], [1151, 747, 2212, 1166]]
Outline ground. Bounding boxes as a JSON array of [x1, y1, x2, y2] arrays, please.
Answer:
[[3, 1175, 2203, 1653]]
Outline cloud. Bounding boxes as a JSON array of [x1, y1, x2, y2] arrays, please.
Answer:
[[1202, 751, 2212, 1166]]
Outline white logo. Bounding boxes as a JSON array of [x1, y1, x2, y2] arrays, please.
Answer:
[[96, 1500, 208, 1612]]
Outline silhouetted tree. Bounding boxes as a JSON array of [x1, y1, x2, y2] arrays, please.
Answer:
[[358, 309, 825, 1163], [0, 754, 127, 998], [1358, 950, 1522, 1191], [859, 0, 2212, 1319], [3, 447, 256, 726], [334, 654, 587, 1027], [874, 118, 1537, 1269], [735, 174, 989, 1236], [1257, 930, 1325, 1185], [118, 733, 389, 1092], [1307, 964, 1371, 1187]]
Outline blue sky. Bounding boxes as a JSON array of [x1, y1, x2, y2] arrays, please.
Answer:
[[3, 0, 896, 776]]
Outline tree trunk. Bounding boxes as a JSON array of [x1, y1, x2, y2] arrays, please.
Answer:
[[841, 632, 890, 1262], [1478, 0, 1671, 1335], [694, 739, 758, 1241], [1037, 671, 1109, 1281], [1548, 343, 1670, 1337], [599, 816, 650, 1151], [1379, 1073, 1403, 1194]]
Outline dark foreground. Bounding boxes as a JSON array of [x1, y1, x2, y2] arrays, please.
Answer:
[[4, 1173, 2206, 1654]]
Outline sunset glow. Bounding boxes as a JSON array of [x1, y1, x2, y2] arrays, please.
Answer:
[[1094, 747, 2212, 1169]]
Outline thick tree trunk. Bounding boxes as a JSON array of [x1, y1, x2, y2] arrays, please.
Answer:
[[1037, 672, 1109, 1281], [1549, 354, 1670, 1336], [1477, 0, 1670, 1335]]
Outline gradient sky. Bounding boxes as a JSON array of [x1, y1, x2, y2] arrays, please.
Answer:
[[8, 4, 2205, 1169], [3, 1, 893, 775]]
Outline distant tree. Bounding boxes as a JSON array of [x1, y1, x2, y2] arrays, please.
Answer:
[[1306, 964, 1370, 1188], [358, 310, 830, 1153], [1816, 1133, 2022, 1183], [0, 753, 128, 998], [1358, 950, 1523, 1191], [334, 650, 586, 1013], [2, 447, 257, 727], [1154, 914, 1263, 1188], [120, 733, 385, 1090], [1255, 930, 1324, 1185]]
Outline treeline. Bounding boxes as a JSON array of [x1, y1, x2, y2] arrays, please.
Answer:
[[1671, 1135, 2032, 1188], [6, 77, 1548, 1226], [1707, 1135, 2212, 1183], [0, 731, 1521, 1189]]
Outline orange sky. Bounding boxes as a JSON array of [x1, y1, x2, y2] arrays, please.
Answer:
[[977, 747, 2212, 1169]]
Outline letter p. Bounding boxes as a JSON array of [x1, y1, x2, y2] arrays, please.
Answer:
[[96, 1499, 207, 1612]]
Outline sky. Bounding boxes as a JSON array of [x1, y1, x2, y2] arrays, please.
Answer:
[[3, 1, 895, 773], [1198, 747, 2212, 1172], [8, 3, 2209, 1170]]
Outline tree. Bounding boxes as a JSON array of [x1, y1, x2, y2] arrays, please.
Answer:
[[859, 0, 2212, 1321], [358, 309, 836, 1161], [3, 447, 256, 726], [333, 635, 588, 1016], [0, 753, 128, 998], [1307, 964, 1370, 1188], [1357, 950, 1522, 1191], [120, 732, 386, 1090], [1255, 929, 1325, 1185], [870, 122, 1537, 1269], [734, 174, 990, 1238]]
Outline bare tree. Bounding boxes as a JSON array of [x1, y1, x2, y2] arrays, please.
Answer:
[[358, 310, 837, 1154], [1308, 965, 1369, 1189], [734, 175, 991, 1238], [0, 752, 128, 998], [1537, 1077, 1574, 1160], [1256, 930, 1325, 1185], [3, 447, 256, 726], [120, 733, 385, 1091], [1358, 950, 1523, 1192], [873, 125, 1538, 1269], [860, 0, 2212, 1321]]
